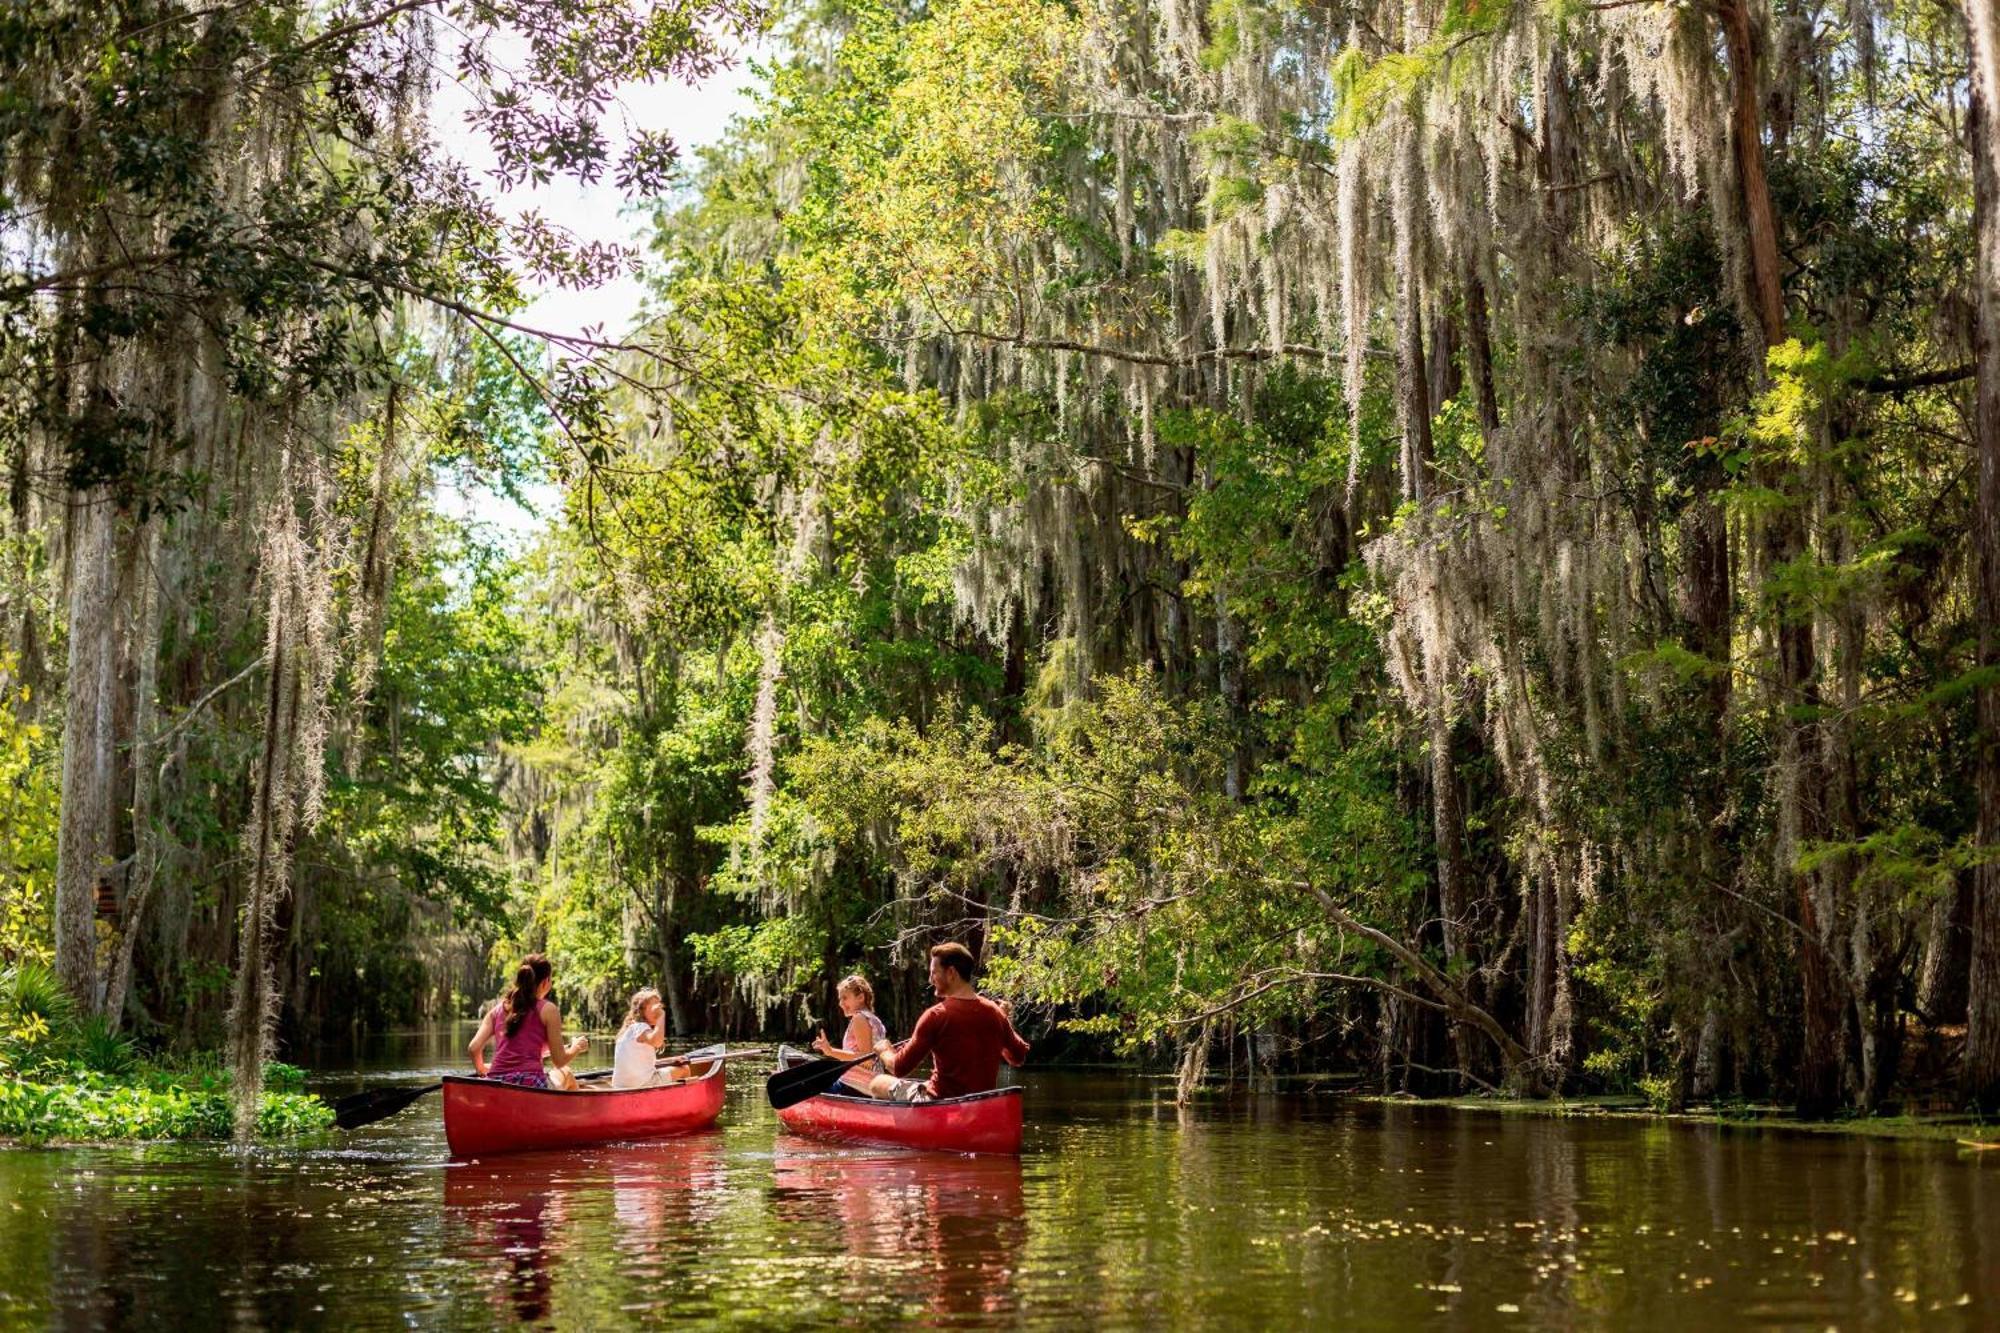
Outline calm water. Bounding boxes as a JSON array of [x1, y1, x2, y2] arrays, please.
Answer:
[[0, 1028, 1995, 1329]]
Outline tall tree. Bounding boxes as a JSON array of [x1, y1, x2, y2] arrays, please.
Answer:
[[1966, 0, 2000, 1111]]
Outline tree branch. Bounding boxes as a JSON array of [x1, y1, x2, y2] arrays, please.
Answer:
[[246, 0, 438, 76], [1854, 363, 1974, 394], [948, 323, 1338, 369], [141, 657, 264, 751], [1285, 876, 1532, 1073], [0, 254, 177, 304]]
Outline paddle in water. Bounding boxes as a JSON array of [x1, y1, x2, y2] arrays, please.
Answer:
[[332, 1048, 766, 1131], [765, 1049, 882, 1111]]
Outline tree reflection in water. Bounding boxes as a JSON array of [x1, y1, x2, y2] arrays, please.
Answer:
[[770, 1138, 1028, 1321]]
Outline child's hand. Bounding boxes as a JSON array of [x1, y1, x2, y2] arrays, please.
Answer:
[[567, 1036, 588, 1055], [811, 1028, 832, 1055]]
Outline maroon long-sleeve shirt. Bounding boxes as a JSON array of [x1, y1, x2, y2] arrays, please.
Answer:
[[890, 995, 1030, 1099]]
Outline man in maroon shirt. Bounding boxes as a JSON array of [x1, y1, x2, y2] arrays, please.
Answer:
[[868, 942, 1029, 1103]]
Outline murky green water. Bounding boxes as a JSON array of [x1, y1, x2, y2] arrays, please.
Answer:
[[1, 1027, 1995, 1328]]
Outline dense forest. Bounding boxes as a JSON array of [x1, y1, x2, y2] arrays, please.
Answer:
[[3, 0, 1998, 1128]]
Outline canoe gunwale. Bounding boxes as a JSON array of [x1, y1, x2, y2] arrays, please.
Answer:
[[773, 1043, 1021, 1110], [444, 1042, 729, 1099], [814, 1085, 1023, 1111]]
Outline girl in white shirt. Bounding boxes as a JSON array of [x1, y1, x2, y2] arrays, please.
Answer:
[[612, 987, 685, 1088]]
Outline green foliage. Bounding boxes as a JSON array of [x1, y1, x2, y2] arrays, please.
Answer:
[[71, 1017, 138, 1078], [778, 665, 1416, 1053], [0, 660, 58, 967], [0, 1078, 332, 1144], [2, 954, 326, 1140], [1, 0, 1945, 1122], [306, 0, 2000, 1119], [1, 961, 74, 1076]]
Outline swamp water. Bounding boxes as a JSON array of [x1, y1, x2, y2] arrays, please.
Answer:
[[0, 1027, 1995, 1329]]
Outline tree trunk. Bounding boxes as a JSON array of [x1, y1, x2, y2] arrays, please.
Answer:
[[1215, 586, 1245, 800], [1917, 869, 1973, 1026], [658, 876, 693, 1037], [1679, 493, 1735, 1054], [748, 610, 784, 907], [104, 516, 163, 1031], [54, 492, 117, 1012], [1175, 1021, 1212, 1104], [1427, 300, 1462, 419], [230, 455, 321, 1140], [1718, 0, 1845, 1114], [1423, 704, 1480, 1082], [1691, 1000, 1726, 1100], [1463, 260, 1501, 438], [1965, 12, 2000, 1110], [1718, 0, 1787, 347], [231, 626, 294, 1139], [1393, 126, 1434, 504], [1200, 463, 1247, 799], [1525, 861, 1555, 1062], [1782, 624, 1844, 1116], [1680, 497, 1732, 734]]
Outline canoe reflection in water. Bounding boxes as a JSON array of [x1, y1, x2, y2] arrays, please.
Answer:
[[771, 1137, 1028, 1322], [442, 1132, 728, 1323], [607, 1129, 731, 1250]]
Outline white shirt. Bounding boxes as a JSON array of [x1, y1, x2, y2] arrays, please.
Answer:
[[613, 1021, 659, 1088]]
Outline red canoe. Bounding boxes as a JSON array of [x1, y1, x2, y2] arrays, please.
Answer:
[[772, 1046, 1024, 1155], [442, 1048, 726, 1158]]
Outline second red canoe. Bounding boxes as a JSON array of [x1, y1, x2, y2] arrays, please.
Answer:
[[772, 1045, 1024, 1155]]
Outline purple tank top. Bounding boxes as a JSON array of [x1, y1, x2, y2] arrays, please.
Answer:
[[489, 1001, 549, 1077]]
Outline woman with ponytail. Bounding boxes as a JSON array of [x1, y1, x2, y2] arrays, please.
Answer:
[[467, 953, 588, 1090]]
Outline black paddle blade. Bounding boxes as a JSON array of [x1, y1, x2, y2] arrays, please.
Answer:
[[766, 1053, 873, 1111], [332, 1081, 442, 1131]]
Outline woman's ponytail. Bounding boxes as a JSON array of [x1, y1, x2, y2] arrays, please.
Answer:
[[504, 953, 551, 1037]]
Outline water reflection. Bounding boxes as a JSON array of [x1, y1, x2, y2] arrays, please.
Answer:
[[609, 1131, 731, 1242], [442, 1132, 729, 1323], [0, 1042, 1996, 1330], [771, 1138, 1027, 1322], [446, 1157, 568, 1322]]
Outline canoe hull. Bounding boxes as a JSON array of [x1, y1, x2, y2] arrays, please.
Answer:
[[776, 1085, 1023, 1156], [442, 1064, 725, 1158]]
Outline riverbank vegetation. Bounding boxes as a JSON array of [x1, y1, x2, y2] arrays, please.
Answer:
[[2, 962, 329, 1140], [3, 0, 2000, 1130]]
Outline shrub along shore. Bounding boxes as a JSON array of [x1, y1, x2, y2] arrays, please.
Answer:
[[2, 962, 332, 1144], [0, 1064, 334, 1145]]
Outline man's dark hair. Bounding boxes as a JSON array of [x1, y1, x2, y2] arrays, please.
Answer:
[[930, 941, 978, 982]]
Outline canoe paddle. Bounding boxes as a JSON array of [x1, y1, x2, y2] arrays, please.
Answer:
[[765, 1049, 886, 1111], [331, 1048, 768, 1131]]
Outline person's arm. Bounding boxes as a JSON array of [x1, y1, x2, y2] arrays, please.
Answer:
[[880, 1007, 938, 1078], [542, 1002, 587, 1069], [468, 1008, 496, 1076], [997, 1000, 1031, 1067], [813, 1034, 851, 1059], [641, 1020, 667, 1052]]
